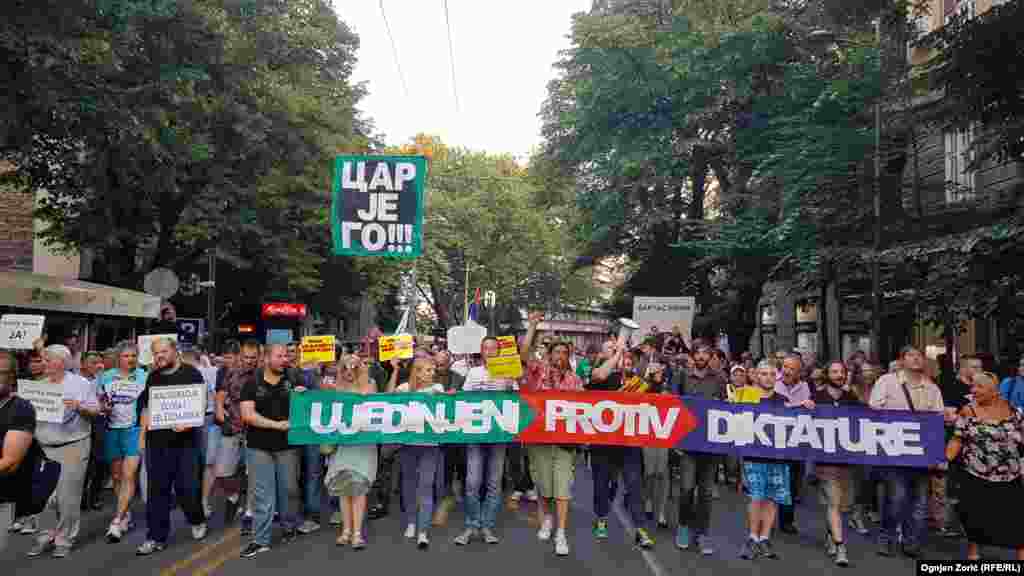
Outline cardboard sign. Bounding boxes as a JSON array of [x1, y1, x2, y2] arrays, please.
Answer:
[[332, 155, 426, 258], [632, 296, 695, 346], [147, 383, 206, 430], [137, 334, 178, 366], [0, 315, 44, 349], [487, 335, 522, 379], [300, 335, 336, 364], [16, 379, 64, 424], [446, 322, 486, 355], [379, 334, 414, 362]]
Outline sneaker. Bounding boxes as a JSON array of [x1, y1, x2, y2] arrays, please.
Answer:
[[780, 523, 799, 535], [417, 532, 429, 549], [297, 519, 320, 535], [825, 532, 837, 556], [454, 528, 477, 546], [192, 523, 208, 541], [240, 515, 253, 536], [240, 542, 270, 558], [939, 526, 963, 538], [52, 545, 71, 558], [19, 516, 39, 535], [481, 528, 500, 544], [336, 530, 351, 546], [404, 523, 416, 539], [554, 532, 569, 556], [697, 534, 714, 555], [329, 511, 343, 526], [635, 527, 655, 549], [136, 540, 165, 556], [593, 518, 609, 540], [525, 489, 538, 502], [537, 516, 553, 541], [27, 538, 54, 557], [835, 543, 850, 566], [281, 528, 297, 544], [106, 521, 123, 543], [675, 526, 690, 549], [849, 512, 869, 535], [740, 537, 760, 560], [351, 535, 366, 550], [758, 539, 779, 559]]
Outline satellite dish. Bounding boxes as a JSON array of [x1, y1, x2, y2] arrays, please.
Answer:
[[144, 268, 180, 299]]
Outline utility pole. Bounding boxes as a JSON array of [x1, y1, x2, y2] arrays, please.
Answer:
[[870, 18, 883, 364]]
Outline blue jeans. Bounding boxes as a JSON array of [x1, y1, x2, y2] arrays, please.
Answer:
[[880, 468, 929, 548], [247, 448, 299, 546], [592, 446, 645, 528], [464, 444, 506, 530], [400, 446, 440, 532], [301, 445, 322, 520]]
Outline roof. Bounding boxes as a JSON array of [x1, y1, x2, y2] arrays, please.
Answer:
[[0, 270, 161, 318]]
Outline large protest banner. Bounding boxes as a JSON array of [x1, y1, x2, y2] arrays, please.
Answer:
[[288, 391, 945, 467], [332, 155, 425, 258]]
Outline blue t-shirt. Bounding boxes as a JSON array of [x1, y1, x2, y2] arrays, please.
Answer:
[[98, 367, 148, 429], [1000, 376, 1024, 410]]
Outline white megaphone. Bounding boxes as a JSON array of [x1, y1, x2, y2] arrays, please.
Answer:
[[617, 318, 640, 344]]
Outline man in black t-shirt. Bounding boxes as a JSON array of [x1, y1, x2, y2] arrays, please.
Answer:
[[0, 350, 36, 552], [135, 338, 208, 556], [239, 343, 300, 558]]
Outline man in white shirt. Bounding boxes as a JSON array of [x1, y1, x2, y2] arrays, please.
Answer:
[[453, 337, 517, 546], [868, 345, 944, 558]]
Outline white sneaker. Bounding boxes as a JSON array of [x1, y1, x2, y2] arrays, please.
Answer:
[[105, 521, 123, 543], [511, 491, 523, 500], [554, 532, 569, 556], [417, 532, 429, 549], [537, 516, 553, 541], [192, 523, 208, 541], [526, 489, 539, 502], [404, 523, 416, 539]]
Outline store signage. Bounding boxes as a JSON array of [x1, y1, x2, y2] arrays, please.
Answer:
[[261, 302, 307, 318]]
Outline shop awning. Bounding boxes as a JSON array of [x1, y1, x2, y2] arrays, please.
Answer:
[[0, 270, 161, 319]]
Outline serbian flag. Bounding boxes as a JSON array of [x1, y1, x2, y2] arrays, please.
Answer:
[[468, 288, 481, 322]]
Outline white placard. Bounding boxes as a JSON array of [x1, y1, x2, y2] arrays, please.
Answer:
[[147, 383, 206, 430], [109, 377, 147, 402], [632, 296, 696, 346], [0, 315, 45, 349], [137, 334, 178, 366], [447, 321, 487, 355], [17, 379, 64, 424]]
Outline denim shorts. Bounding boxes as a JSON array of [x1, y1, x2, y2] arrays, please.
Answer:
[[104, 427, 141, 462]]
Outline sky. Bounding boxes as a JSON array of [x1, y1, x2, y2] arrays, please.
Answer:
[[334, 1, 592, 161]]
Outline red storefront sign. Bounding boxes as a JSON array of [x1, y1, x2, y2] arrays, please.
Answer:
[[261, 302, 307, 318]]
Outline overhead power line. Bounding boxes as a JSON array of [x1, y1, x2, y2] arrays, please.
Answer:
[[443, 0, 460, 113], [379, 0, 409, 98]]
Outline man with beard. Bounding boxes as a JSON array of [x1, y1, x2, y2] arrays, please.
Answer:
[[775, 354, 812, 535], [0, 351, 36, 552], [521, 312, 584, 557], [869, 346, 944, 558], [215, 340, 260, 532], [135, 338, 208, 556], [802, 361, 860, 566]]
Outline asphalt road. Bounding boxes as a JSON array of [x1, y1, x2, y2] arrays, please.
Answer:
[[4, 458, 1011, 576]]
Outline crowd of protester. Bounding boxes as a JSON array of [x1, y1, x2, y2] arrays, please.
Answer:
[[2, 316, 1023, 565]]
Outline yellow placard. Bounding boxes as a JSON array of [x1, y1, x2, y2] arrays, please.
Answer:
[[300, 335, 336, 364], [496, 335, 518, 356], [486, 354, 523, 379], [379, 334, 414, 362]]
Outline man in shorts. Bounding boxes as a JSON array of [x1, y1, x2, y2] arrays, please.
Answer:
[[215, 339, 259, 531], [520, 312, 583, 557]]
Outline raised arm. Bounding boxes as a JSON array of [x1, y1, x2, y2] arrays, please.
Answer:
[[520, 311, 543, 365], [592, 340, 622, 384]]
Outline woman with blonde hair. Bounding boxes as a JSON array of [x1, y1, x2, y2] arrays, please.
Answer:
[[323, 354, 377, 549], [389, 356, 446, 549]]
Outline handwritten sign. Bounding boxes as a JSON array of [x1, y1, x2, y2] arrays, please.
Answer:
[[0, 315, 44, 349], [137, 334, 178, 366], [379, 334, 414, 362], [487, 336, 523, 379], [17, 379, 64, 424], [148, 383, 206, 430], [300, 335, 336, 364]]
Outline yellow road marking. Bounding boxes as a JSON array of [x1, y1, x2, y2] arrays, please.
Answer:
[[191, 538, 242, 576], [159, 529, 240, 576]]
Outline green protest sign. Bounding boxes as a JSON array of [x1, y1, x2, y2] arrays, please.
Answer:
[[331, 155, 426, 258], [288, 390, 535, 445]]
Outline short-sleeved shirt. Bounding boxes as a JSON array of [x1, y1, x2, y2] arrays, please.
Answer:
[[524, 361, 583, 392], [0, 396, 37, 504], [241, 371, 295, 453], [218, 367, 256, 436], [138, 364, 206, 450], [953, 406, 1024, 482], [99, 368, 148, 429]]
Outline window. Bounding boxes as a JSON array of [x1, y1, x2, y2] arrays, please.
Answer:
[[944, 125, 976, 203]]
